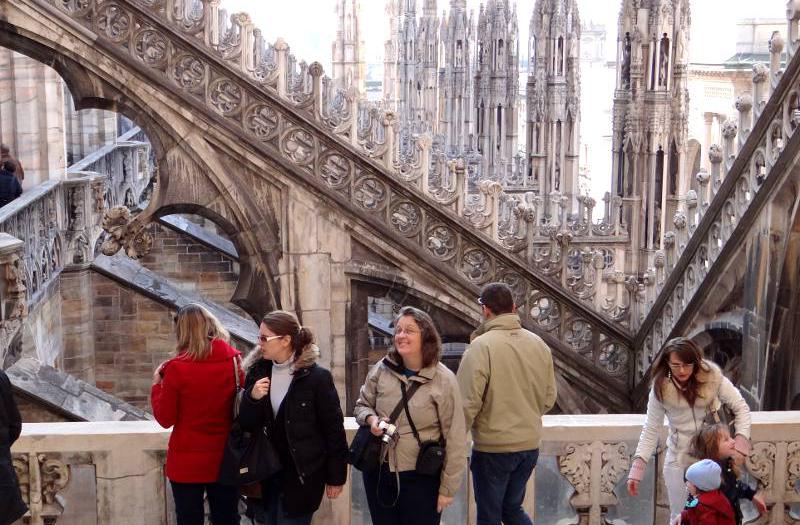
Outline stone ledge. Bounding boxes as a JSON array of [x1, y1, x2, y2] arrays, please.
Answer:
[[8, 358, 152, 422]]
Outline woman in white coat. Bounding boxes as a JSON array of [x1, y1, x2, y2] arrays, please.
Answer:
[[626, 337, 752, 520]]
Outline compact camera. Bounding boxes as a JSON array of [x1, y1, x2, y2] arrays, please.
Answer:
[[377, 420, 398, 444]]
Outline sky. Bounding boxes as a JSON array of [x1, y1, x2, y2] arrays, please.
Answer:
[[220, 0, 787, 70]]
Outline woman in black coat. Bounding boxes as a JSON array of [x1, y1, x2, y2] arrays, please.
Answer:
[[238, 311, 348, 525], [0, 369, 28, 525]]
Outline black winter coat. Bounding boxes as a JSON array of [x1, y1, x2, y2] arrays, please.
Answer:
[[238, 358, 348, 518], [0, 370, 28, 525], [719, 457, 756, 525], [0, 170, 21, 208]]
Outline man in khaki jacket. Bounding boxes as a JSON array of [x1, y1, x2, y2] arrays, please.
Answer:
[[457, 282, 557, 525]]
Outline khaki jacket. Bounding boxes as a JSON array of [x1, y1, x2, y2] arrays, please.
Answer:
[[353, 356, 467, 497], [456, 313, 557, 453]]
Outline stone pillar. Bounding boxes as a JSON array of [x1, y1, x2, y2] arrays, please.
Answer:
[[736, 94, 753, 149], [59, 269, 96, 383], [0, 50, 67, 188]]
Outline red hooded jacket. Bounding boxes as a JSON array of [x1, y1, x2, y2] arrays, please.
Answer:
[[680, 489, 737, 525], [151, 339, 243, 483]]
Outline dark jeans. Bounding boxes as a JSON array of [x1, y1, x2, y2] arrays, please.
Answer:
[[170, 480, 241, 525], [470, 449, 539, 525], [363, 464, 441, 525], [261, 475, 313, 525]]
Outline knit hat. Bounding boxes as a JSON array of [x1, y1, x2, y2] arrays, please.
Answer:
[[685, 459, 722, 492]]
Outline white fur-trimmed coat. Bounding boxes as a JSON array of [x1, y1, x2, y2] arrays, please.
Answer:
[[633, 360, 751, 467]]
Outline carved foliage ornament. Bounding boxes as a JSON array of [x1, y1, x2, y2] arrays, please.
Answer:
[[319, 151, 352, 189], [746, 442, 776, 491], [100, 206, 153, 259]]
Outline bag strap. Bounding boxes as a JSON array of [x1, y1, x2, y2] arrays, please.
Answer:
[[400, 382, 423, 446], [400, 382, 445, 448], [232, 356, 241, 390], [388, 380, 421, 423]]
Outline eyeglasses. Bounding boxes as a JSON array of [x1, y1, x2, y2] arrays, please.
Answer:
[[394, 327, 419, 336], [668, 362, 694, 371], [258, 334, 285, 343]]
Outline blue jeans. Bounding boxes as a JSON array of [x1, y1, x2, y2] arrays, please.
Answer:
[[470, 449, 539, 525], [170, 480, 240, 525]]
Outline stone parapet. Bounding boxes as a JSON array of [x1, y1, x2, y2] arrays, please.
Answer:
[[10, 412, 800, 525]]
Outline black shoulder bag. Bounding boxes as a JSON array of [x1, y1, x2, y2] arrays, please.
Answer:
[[348, 380, 422, 472], [400, 381, 446, 476], [218, 357, 282, 486]]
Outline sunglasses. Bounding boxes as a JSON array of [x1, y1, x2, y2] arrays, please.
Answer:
[[258, 334, 285, 343]]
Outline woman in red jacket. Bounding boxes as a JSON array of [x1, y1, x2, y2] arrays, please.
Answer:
[[151, 304, 244, 525]]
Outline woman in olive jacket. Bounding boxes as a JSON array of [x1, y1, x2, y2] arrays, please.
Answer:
[[0, 369, 27, 525], [238, 310, 348, 525]]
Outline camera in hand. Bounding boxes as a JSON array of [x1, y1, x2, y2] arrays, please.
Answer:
[[377, 420, 398, 444]]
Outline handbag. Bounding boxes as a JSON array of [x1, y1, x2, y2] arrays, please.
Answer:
[[218, 358, 282, 486], [348, 380, 422, 472], [400, 382, 446, 476], [703, 397, 736, 436]]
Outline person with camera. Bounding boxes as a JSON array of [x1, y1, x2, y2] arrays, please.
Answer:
[[354, 306, 466, 525], [456, 282, 557, 525], [237, 310, 348, 525]]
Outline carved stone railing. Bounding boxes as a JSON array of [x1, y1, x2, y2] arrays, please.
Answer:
[[16, 0, 634, 389], [0, 137, 152, 364], [11, 412, 800, 524], [632, 24, 800, 382]]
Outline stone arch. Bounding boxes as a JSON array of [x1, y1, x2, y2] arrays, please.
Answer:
[[686, 138, 701, 192], [0, 16, 282, 318], [688, 314, 744, 384]]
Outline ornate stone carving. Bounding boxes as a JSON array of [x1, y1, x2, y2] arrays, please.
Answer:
[[133, 28, 169, 68], [559, 443, 592, 497], [600, 442, 631, 494], [208, 78, 243, 116], [746, 442, 776, 490], [318, 151, 352, 189], [786, 441, 800, 492], [244, 104, 280, 142], [100, 206, 153, 259], [95, 3, 131, 42], [389, 201, 422, 236], [281, 127, 315, 166], [171, 54, 206, 93], [599, 343, 630, 377], [353, 177, 387, 211], [460, 248, 492, 284], [528, 294, 561, 332], [425, 225, 458, 261]]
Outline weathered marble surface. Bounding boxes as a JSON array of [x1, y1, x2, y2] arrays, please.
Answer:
[[8, 357, 151, 421]]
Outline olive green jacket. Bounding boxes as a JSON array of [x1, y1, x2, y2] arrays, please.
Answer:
[[456, 313, 557, 452]]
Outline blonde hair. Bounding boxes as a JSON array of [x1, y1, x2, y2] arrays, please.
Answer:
[[174, 304, 230, 360]]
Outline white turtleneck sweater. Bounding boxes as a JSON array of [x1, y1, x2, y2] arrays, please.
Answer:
[[270, 357, 294, 416]]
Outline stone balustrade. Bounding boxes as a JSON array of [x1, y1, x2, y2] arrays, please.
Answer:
[[10, 413, 800, 525]]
